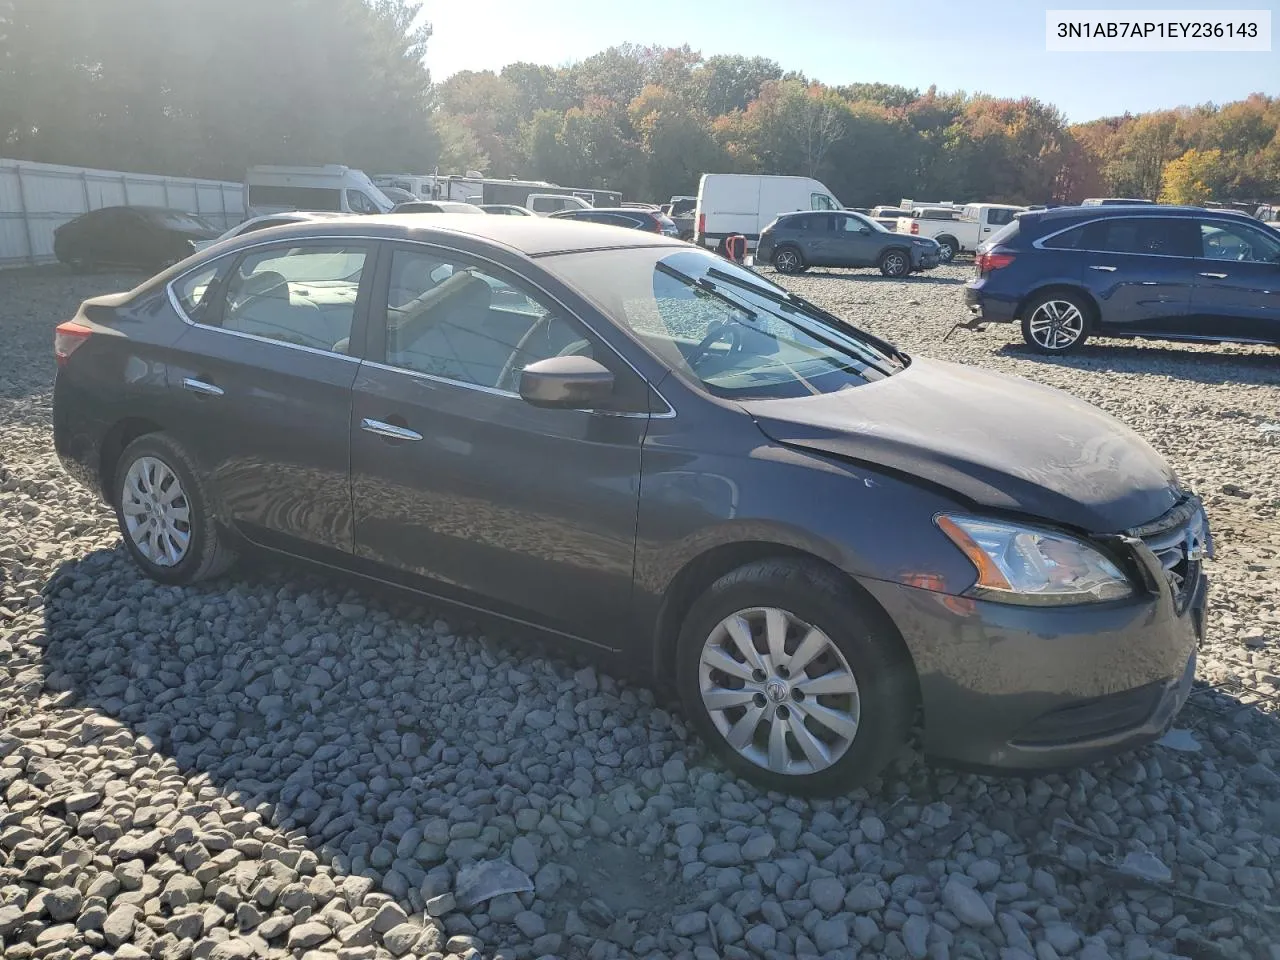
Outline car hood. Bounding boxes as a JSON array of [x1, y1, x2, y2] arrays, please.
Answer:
[[741, 356, 1180, 532]]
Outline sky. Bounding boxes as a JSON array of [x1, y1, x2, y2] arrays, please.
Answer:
[[421, 0, 1278, 121]]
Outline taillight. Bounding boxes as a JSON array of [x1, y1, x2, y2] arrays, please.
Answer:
[[975, 252, 1016, 272], [54, 321, 92, 367], [910, 222, 919, 235], [649, 218, 663, 233], [697, 213, 705, 237]]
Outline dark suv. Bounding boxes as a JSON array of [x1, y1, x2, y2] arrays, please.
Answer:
[[756, 211, 941, 277], [965, 205, 1280, 353]]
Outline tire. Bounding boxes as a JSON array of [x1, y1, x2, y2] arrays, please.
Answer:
[[54, 237, 89, 272], [1020, 290, 1091, 354], [675, 559, 915, 796], [936, 237, 958, 263], [773, 246, 806, 274], [112, 433, 236, 585], [879, 248, 911, 278]]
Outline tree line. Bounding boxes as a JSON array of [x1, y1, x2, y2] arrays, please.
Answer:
[[2, 1, 1276, 208]]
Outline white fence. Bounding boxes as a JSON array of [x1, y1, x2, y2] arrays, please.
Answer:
[[0, 158, 245, 267]]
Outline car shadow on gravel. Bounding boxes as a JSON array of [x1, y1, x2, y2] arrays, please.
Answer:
[[33, 543, 1280, 960], [31, 545, 727, 956], [998, 342, 1280, 387]]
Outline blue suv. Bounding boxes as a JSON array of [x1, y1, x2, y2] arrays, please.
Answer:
[[964, 205, 1280, 353]]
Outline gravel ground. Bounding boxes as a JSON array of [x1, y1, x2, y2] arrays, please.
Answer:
[[2, 261, 1280, 960]]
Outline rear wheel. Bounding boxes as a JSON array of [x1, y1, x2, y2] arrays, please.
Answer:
[[936, 237, 959, 263], [54, 237, 90, 272], [773, 246, 806, 274], [1021, 291, 1090, 353], [676, 559, 915, 795], [879, 248, 910, 278], [112, 433, 236, 584]]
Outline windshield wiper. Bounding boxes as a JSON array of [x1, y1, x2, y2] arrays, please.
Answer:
[[664, 263, 899, 379], [655, 262, 760, 321], [703, 267, 907, 369]]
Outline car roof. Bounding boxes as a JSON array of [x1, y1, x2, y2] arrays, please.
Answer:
[[1028, 204, 1258, 224], [557, 207, 651, 215], [219, 213, 684, 256]]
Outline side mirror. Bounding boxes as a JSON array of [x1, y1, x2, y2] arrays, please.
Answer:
[[518, 355, 615, 409], [859, 226, 872, 235]]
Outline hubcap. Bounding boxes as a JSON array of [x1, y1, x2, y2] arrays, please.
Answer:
[[121, 456, 192, 567], [1028, 300, 1084, 350], [885, 253, 906, 275], [698, 607, 861, 776]]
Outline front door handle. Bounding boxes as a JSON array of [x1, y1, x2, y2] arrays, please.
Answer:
[[1088, 265, 1117, 272], [1198, 272, 1228, 279], [182, 377, 223, 397], [361, 418, 423, 442]]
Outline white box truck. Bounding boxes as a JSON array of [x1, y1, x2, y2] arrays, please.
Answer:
[[246, 165, 394, 216], [694, 174, 842, 251]]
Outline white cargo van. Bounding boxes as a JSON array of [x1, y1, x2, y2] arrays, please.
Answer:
[[246, 165, 393, 216], [694, 174, 842, 250]]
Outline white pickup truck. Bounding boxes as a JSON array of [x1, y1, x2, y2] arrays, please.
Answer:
[[896, 202, 1025, 262]]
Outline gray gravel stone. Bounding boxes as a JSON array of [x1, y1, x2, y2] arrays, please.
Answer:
[[382, 922, 423, 956], [942, 879, 994, 928]]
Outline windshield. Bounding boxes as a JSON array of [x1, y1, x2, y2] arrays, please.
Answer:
[[541, 247, 904, 399]]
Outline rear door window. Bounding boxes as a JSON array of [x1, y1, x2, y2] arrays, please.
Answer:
[[220, 244, 369, 354], [1082, 217, 1198, 257]]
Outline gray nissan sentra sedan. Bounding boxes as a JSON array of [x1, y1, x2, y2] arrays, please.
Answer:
[[53, 214, 1210, 795]]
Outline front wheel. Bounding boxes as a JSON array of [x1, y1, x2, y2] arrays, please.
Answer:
[[676, 559, 915, 795], [773, 246, 806, 274], [1021, 292, 1090, 353], [879, 249, 910, 278], [113, 433, 236, 585]]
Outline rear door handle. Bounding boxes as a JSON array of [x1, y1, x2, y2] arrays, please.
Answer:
[[361, 418, 423, 442], [1088, 265, 1117, 272], [182, 377, 223, 397], [1198, 272, 1227, 279]]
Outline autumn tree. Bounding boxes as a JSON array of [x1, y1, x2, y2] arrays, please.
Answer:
[[1159, 148, 1225, 205], [629, 84, 725, 201]]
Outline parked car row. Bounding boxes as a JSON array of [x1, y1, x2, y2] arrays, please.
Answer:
[[54, 213, 1210, 795]]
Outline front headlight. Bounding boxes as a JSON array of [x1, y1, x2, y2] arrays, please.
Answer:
[[936, 515, 1133, 605]]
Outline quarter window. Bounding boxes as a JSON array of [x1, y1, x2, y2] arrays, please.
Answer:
[[221, 245, 367, 354], [1041, 225, 1086, 249], [1199, 222, 1280, 263], [382, 249, 592, 391], [173, 261, 230, 324]]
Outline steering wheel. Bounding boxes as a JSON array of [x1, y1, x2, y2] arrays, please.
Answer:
[[496, 313, 554, 391], [686, 321, 743, 369]]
